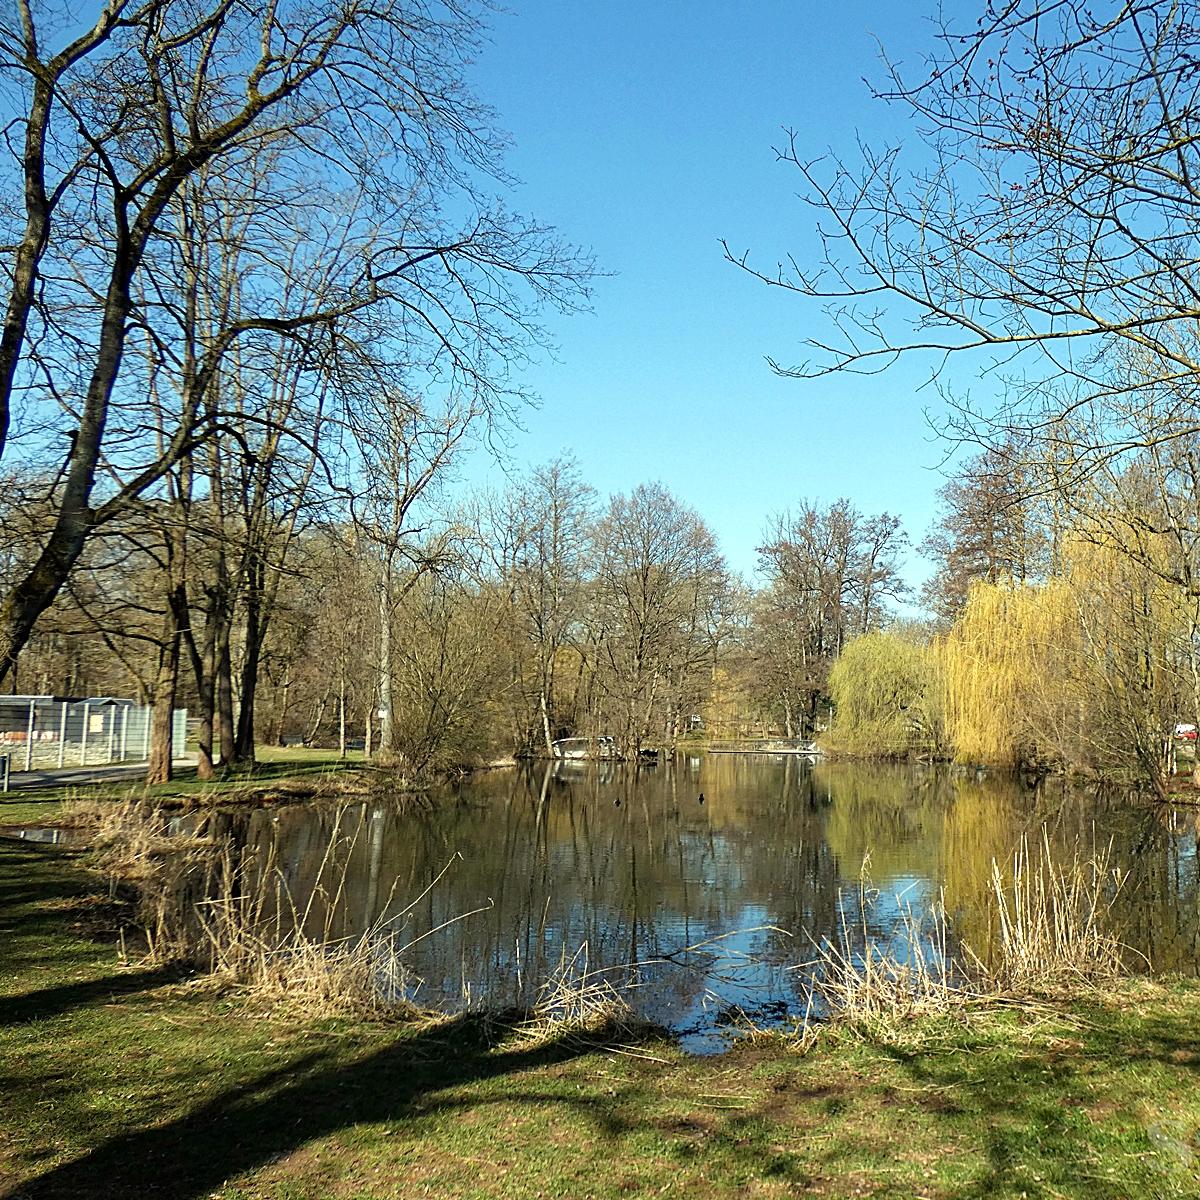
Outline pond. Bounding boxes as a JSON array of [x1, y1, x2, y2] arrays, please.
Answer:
[[204, 757, 1200, 1052]]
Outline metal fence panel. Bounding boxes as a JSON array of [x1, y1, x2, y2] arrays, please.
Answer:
[[0, 697, 187, 773]]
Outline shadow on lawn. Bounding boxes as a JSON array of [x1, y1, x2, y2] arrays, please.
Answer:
[[852, 1004, 1200, 1199], [0, 843, 138, 978], [0, 966, 180, 1027], [5, 1015, 638, 1200]]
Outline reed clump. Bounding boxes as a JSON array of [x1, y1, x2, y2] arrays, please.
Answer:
[[189, 811, 434, 1019], [795, 830, 1130, 1047], [68, 798, 207, 882], [516, 943, 642, 1046], [66, 798, 222, 963], [798, 882, 969, 1043], [977, 830, 1128, 992], [197, 854, 415, 1020], [83, 803, 429, 1019]]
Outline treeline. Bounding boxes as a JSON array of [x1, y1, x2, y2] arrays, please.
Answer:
[[4, 444, 911, 775], [729, 1, 1200, 796], [0, 0, 912, 782], [829, 435, 1200, 795]]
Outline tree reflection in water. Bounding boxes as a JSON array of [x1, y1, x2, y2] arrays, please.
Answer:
[[206, 760, 1200, 1051]]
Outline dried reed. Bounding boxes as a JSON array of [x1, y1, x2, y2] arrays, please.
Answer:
[[791, 829, 1131, 1049], [516, 942, 639, 1045], [193, 810, 423, 1018], [977, 829, 1129, 991], [70, 798, 205, 881], [797, 881, 965, 1038]]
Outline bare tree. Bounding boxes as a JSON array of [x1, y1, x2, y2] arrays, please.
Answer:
[[588, 483, 729, 754], [353, 394, 473, 759], [752, 500, 908, 737], [0, 0, 587, 684], [921, 442, 1045, 624], [728, 1, 1200, 469], [471, 457, 596, 754]]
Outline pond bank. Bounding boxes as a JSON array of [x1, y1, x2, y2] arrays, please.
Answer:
[[3, 838, 1199, 1199], [0, 750, 415, 831]]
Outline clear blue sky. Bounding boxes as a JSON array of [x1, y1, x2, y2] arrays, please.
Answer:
[[462, 1, 989, 594]]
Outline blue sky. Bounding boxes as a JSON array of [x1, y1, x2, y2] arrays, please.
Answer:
[[461, 1, 988, 593]]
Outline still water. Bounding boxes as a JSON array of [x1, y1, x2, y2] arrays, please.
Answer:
[[208, 757, 1200, 1052]]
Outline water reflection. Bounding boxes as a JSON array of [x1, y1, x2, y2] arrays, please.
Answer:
[[208, 759, 1200, 1052]]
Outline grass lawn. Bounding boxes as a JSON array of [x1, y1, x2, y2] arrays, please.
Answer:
[[0, 748, 369, 828], [2, 838, 1200, 1199]]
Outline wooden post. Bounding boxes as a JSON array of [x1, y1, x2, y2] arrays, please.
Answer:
[[23, 700, 35, 772], [23, 698, 34, 772]]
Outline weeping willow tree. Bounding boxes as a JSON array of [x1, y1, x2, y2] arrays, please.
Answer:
[[938, 580, 1083, 770], [826, 629, 941, 757], [938, 531, 1189, 787], [1061, 531, 1189, 792]]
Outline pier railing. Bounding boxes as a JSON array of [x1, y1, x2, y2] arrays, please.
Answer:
[[706, 739, 820, 756]]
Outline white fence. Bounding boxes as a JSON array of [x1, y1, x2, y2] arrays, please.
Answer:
[[0, 696, 186, 773]]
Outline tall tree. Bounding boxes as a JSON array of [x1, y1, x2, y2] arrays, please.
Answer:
[[588, 483, 729, 754], [752, 500, 907, 737], [473, 457, 596, 754], [0, 0, 587, 684], [921, 444, 1042, 624]]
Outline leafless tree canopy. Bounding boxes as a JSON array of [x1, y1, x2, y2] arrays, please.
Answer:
[[728, 0, 1200, 459], [0, 0, 588, 682]]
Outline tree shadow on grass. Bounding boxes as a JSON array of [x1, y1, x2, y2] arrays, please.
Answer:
[[4, 1015, 641, 1200], [0, 966, 181, 1027], [0, 843, 156, 1003], [854, 1003, 1200, 1199]]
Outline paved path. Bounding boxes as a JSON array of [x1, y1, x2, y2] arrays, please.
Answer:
[[0, 761, 193, 794]]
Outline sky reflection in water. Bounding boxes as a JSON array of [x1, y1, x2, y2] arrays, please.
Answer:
[[229, 758, 1200, 1052]]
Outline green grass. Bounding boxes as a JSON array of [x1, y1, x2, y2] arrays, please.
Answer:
[[0, 748, 370, 827], [253, 745, 366, 766], [2, 838, 1200, 1198]]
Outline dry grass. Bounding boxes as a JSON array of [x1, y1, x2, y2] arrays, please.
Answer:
[[67, 797, 190, 873], [976, 829, 1130, 991], [515, 943, 642, 1046], [191, 811, 431, 1019], [790, 829, 1131, 1049], [78, 802, 437, 1019], [197, 860, 415, 1019], [798, 880, 966, 1039], [65, 798, 223, 963]]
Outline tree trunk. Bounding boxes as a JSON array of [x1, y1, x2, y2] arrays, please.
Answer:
[[146, 608, 181, 785], [215, 619, 235, 768], [274, 662, 292, 747], [539, 687, 553, 756], [338, 665, 347, 759], [233, 573, 263, 764], [182, 599, 216, 780], [377, 561, 394, 754]]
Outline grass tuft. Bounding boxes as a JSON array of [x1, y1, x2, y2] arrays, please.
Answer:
[[791, 827, 1133, 1050], [516, 943, 643, 1046]]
